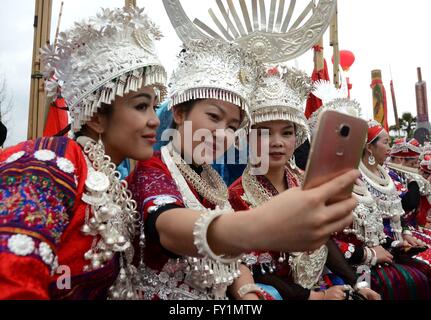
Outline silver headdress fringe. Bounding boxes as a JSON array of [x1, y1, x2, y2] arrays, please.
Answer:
[[240, 66, 312, 148], [249, 107, 310, 149], [40, 6, 168, 133], [169, 88, 246, 111], [308, 98, 362, 134], [391, 139, 423, 156], [168, 39, 265, 112], [74, 66, 167, 133]]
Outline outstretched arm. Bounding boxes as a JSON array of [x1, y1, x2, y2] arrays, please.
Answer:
[[156, 170, 359, 257]]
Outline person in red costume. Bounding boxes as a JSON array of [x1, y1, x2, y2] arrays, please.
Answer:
[[418, 148, 431, 229], [386, 138, 431, 265], [228, 68, 380, 301], [0, 6, 168, 300], [127, 40, 359, 300], [334, 121, 431, 299]]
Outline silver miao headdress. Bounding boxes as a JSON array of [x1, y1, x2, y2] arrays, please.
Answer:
[[164, 0, 337, 133], [244, 66, 312, 148], [163, 0, 337, 64], [41, 6, 168, 132], [168, 38, 264, 111], [308, 77, 362, 133]]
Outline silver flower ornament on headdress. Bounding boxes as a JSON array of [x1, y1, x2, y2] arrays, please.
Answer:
[[168, 38, 265, 111], [40, 6, 168, 133], [308, 80, 362, 134], [240, 66, 312, 148]]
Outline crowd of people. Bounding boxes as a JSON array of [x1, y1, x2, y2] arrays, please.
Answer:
[[0, 6, 430, 300]]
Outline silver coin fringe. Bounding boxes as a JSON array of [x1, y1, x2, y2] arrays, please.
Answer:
[[169, 88, 247, 111], [249, 107, 310, 147], [391, 144, 423, 155], [73, 66, 167, 133]]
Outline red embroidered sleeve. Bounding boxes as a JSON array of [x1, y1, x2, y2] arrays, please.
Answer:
[[0, 137, 84, 299], [128, 152, 185, 222]]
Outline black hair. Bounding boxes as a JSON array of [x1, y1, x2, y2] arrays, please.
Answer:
[[74, 102, 114, 139], [363, 136, 381, 156], [370, 136, 380, 146], [170, 98, 246, 131], [170, 99, 202, 129], [0, 120, 7, 147]]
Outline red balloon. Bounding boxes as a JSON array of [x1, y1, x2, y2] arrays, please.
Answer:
[[332, 50, 355, 71]]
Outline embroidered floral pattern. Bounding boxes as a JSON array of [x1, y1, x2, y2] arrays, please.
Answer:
[[335, 240, 357, 261], [130, 153, 239, 300], [130, 154, 185, 219], [146, 195, 180, 214], [0, 172, 75, 244]]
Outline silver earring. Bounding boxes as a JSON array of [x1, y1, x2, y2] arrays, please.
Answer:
[[97, 133, 105, 150], [368, 154, 376, 166], [289, 155, 297, 170]]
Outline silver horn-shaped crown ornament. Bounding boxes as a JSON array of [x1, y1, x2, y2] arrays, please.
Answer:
[[163, 0, 337, 63]]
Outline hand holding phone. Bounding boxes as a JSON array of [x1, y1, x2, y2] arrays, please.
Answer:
[[302, 110, 368, 205]]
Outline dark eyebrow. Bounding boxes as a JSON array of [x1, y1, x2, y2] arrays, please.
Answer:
[[130, 92, 153, 100], [283, 124, 294, 129]]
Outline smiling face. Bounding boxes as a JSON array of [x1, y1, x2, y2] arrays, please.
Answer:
[[85, 85, 161, 165], [173, 99, 242, 165], [251, 120, 296, 171]]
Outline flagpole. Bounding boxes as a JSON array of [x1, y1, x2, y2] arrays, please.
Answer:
[[312, 2, 324, 73], [125, 0, 136, 8], [389, 66, 400, 135], [330, 0, 340, 88], [28, 0, 53, 140], [371, 69, 389, 132], [315, 37, 324, 72], [54, 2, 64, 49]]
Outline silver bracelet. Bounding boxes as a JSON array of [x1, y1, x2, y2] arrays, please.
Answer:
[[238, 284, 265, 299], [363, 247, 372, 266], [403, 230, 413, 236], [370, 248, 378, 266], [354, 281, 370, 291], [193, 208, 242, 264], [391, 240, 402, 248]]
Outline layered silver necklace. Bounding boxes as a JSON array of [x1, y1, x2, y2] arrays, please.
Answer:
[[133, 143, 241, 300], [77, 136, 140, 300], [241, 164, 328, 290], [345, 181, 387, 248], [359, 161, 404, 241]]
